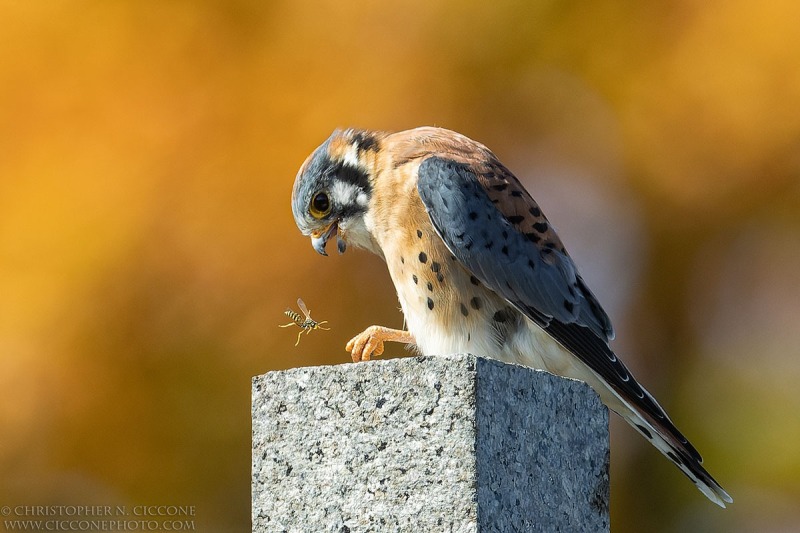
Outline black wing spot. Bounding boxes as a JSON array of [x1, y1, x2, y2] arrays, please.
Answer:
[[426, 282, 433, 291], [491, 183, 507, 191], [564, 300, 574, 313], [533, 222, 548, 233], [436, 273, 444, 283], [431, 262, 441, 272], [416, 229, 423, 238], [529, 206, 541, 217], [528, 259, 536, 271], [468, 211, 479, 221], [419, 252, 428, 264], [470, 276, 481, 286], [635, 424, 653, 440], [510, 190, 523, 197], [666, 451, 683, 466], [501, 245, 509, 256], [507, 215, 524, 224]]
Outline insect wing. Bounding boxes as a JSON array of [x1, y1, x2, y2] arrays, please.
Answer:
[[296, 298, 312, 320]]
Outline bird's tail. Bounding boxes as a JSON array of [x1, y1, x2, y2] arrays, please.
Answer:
[[604, 378, 733, 507]]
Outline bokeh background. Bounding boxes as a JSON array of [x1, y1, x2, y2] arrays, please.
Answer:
[[1, 1, 799, 531]]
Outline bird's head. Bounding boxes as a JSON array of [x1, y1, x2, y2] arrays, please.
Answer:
[[291, 128, 384, 256]]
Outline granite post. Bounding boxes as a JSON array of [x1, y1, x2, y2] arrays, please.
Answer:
[[252, 354, 609, 532]]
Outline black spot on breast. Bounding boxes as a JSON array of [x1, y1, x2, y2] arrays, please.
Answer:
[[507, 215, 524, 224], [460, 303, 469, 317], [412, 274, 418, 284], [490, 306, 522, 347], [416, 229, 423, 238], [533, 222, 548, 233], [436, 273, 444, 283], [400, 257, 404, 264], [427, 281, 433, 291], [470, 297, 482, 310], [468, 212, 478, 220], [427, 298, 434, 310], [470, 275, 480, 286], [431, 262, 441, 272], [492, 309, 509, 322], [419, 252, 428, 264]]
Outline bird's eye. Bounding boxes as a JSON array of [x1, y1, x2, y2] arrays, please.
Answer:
[[310, 192, 331, 218]]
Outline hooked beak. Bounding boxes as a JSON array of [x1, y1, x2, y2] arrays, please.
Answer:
[[311, 222, 338, 256]]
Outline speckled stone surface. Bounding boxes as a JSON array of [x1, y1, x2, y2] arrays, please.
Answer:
[[252, 354, 609, 532]]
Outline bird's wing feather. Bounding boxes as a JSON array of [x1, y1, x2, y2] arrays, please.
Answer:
[[416, 155, 700, 457]]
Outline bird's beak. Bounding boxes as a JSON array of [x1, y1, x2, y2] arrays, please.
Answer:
[[311, 222, 338, 256]]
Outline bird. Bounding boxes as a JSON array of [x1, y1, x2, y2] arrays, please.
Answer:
[[290, 126, 733, 507]]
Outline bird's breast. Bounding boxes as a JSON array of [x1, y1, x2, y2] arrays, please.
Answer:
[[381, 224, 533, 363]]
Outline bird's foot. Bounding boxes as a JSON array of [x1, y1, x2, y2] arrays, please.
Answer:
[[345, 326, 415, 362]]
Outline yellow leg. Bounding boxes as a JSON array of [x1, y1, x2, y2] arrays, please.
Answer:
[[345, 325, 416, 362]]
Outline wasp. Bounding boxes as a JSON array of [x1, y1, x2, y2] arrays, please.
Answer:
[[279, 298, 330, 346]]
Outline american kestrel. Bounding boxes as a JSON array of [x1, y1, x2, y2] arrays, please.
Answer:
[[290, 126, 732, 507]]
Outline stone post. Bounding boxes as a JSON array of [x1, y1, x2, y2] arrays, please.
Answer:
[[252, 354, 609, 532]]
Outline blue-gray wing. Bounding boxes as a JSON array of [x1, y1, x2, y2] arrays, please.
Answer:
[[416, 156, 699, 456], [416, 155, 613, 341]]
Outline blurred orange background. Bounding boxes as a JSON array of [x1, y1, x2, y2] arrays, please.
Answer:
[[1, 1, 799, 531]]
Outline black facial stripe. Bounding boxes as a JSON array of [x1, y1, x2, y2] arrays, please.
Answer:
[[336, 161, 372, 194], [351, 130, 380, 153]]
